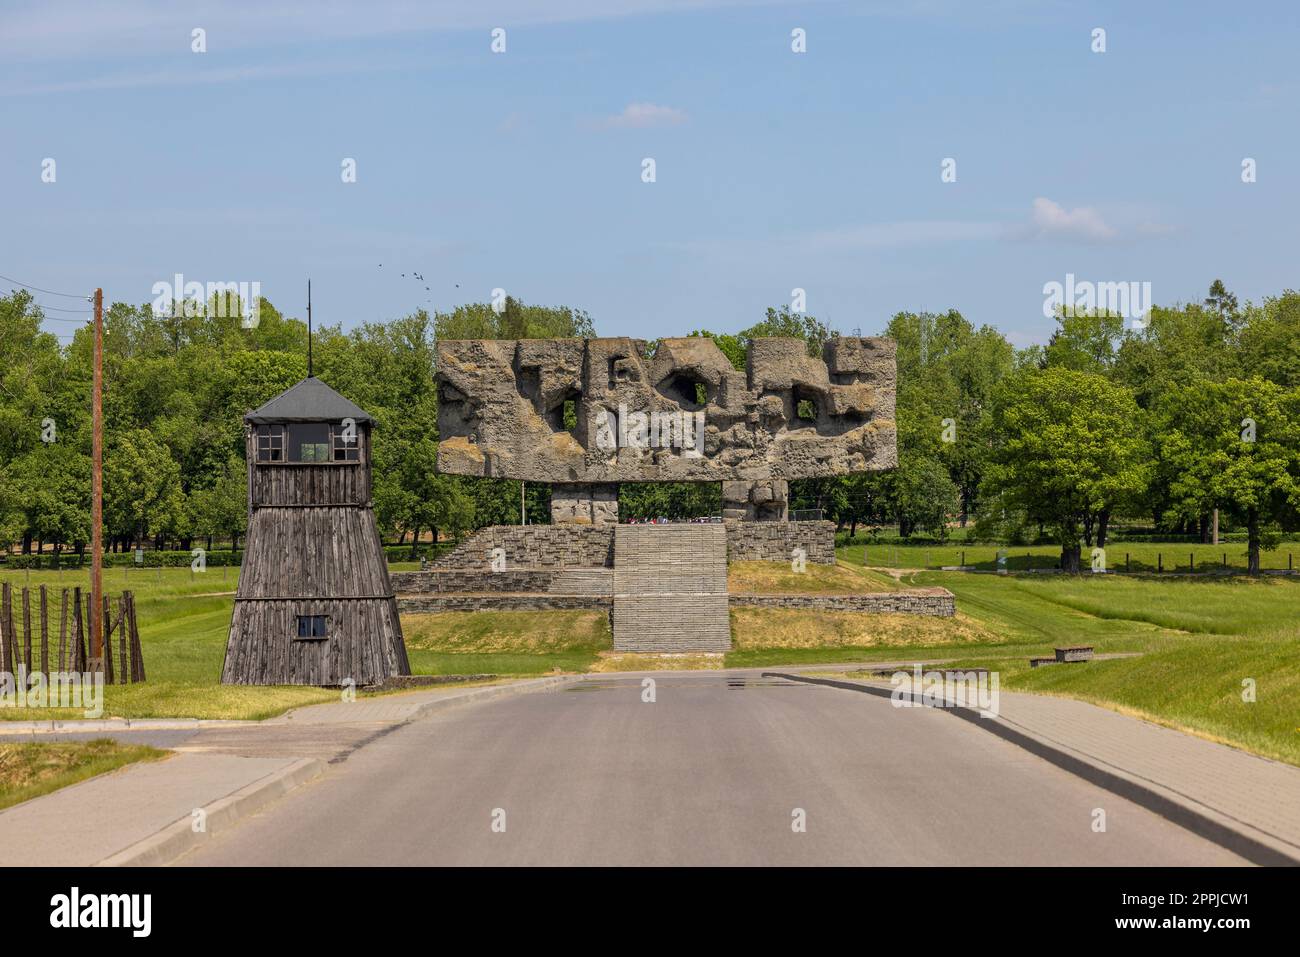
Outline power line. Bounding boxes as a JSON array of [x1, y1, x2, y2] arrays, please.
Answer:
[[35, 302, 93, 314], [0, 273, 90, 299]]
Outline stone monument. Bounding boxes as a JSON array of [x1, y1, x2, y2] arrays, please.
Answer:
[[424, 334, 902, 653], [435, 335, 896, 523]]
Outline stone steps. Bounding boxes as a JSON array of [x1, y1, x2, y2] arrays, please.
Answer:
[[612, 524, 730, 652]]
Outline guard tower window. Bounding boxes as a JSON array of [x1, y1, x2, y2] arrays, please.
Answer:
[[295, 615, 329, 640], [288, 423, 330, 462], [255, 426, 284, 462], [332, 427, 360, 462]]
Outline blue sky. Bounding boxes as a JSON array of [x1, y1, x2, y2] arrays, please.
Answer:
[[2, 0, 1297, 346]]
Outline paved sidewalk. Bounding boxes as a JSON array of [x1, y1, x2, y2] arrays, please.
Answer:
[[0, 753, 299, 866], [993, 691, 1300, 862], [773, 673, 1300, 864]]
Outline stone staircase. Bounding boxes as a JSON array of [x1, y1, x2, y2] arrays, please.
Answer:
[[612, 524, 731, 652]]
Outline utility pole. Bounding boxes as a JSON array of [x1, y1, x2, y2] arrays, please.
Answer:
[[90, 288, 104, 668]]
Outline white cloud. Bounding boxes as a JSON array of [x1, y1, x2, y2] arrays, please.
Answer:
[[599, 102, 688, 129], [667, 197, 1170, 261], [1024, 197, 1118, 242]]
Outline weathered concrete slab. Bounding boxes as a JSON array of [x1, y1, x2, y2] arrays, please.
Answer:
[[436, 336, 896, 483]]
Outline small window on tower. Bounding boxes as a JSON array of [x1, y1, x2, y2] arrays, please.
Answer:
[[256, 426, 284, 462], [332, 427, 360, 462], [295, 615, 329, 640]]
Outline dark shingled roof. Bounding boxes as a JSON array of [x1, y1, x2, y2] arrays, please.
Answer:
[[245, 376, 372, 424]]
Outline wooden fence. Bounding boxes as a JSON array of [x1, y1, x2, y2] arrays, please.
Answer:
[[0, 584, 145, 683]]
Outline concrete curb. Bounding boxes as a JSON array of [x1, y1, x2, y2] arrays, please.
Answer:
[[0, 717, 254, 736], [764, 671, 1300, 867], [95, 757, 328, 867]]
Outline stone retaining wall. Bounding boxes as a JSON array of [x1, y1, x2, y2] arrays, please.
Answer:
[[729, 588, 955, 617], [391, 569, 556, 593], [400, 588, 954, 617], [398, 594, 611, 613], [431, 520, 836, 571], [723, 520, 836, 565], [433, 525, 615, 569]]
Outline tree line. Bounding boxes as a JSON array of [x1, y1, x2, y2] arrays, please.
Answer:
[[2, 281, 1298, 571]]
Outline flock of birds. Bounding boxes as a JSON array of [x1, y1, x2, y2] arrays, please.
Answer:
[[377, 264, 459, 304]]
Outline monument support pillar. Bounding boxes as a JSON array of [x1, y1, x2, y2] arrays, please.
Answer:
[[550, 483, 619, 525], [722, 479, 788, 521]]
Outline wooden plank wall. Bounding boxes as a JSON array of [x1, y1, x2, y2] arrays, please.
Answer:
[[223, 504, 409, 686], [223, 597, 407, 686]]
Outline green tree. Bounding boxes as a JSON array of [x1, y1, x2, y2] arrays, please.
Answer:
[[186, 456, 248, 552], [1042, 308, 1125, 375], [986, 367, 1150, 570], [890, 455, 958, 539], [104, 429, 184, 549], [1155, 378, 1300, 573]]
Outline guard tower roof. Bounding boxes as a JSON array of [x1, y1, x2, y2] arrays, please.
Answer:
[[245, 376, 372, 425]]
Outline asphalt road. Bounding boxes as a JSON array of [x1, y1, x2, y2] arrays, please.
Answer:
[[179, 673, 1246, 866]]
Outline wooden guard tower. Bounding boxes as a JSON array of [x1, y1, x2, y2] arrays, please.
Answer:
[[221, 376, 410, 686]]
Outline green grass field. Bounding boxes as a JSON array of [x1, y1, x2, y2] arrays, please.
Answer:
[[758, 566, 1300, 765], [403, 609, 609, 676], [0, 567, 339, 720]]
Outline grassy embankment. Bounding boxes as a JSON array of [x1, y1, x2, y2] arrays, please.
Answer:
[[738, 554, 1300, 765], [0, 738, 166, 811]]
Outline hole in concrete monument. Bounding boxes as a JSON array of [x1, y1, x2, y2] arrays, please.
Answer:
[[658, 371, 709, 411], [514, 365, 541, 407], [541, 388, 582, 435], [794, 391, 819, 425]]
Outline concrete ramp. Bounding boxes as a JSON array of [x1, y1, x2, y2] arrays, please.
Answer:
[[612, 524, 731, 652]]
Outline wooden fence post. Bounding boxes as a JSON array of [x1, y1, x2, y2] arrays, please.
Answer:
[[39, 585, 48, 676], [58, 589, 69, 672], [102, 595, 114, 685], [127, 592, 145, 683], [117, 596, 128, 684], [71, 587, 85, 672], [22, 587, 32, 674], [0, 582, 12, 675]]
